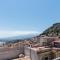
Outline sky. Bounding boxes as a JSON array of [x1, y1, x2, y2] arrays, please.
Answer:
[[0, 0, 60, 38]]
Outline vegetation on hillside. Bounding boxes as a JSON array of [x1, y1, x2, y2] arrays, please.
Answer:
[[41, 23, 60, 36]]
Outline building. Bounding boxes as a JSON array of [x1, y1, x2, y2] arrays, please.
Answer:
[[24, 36, 60, 60], [24, 46, 52, 60], [39, 36, 59, 46], [24, 46, 60, 60]]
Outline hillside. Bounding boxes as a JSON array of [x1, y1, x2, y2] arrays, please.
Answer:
[[41, 23, 60, 36]]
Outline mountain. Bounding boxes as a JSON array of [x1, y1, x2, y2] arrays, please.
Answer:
[[41, 23, 60, 36], [0, 34, 38, 42], [0, 23, 60, 42]]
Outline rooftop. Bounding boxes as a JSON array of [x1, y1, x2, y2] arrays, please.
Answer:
[[53, 40, 60, 43], [26, 46, 51, 53]]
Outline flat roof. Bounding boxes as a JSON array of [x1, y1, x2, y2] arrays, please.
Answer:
[[53, 40, 60, 43], [26, 46, 51, 53], [26, 46, 60, 54]]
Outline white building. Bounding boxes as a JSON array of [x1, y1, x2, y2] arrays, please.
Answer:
[[24, 46, 51, 60]]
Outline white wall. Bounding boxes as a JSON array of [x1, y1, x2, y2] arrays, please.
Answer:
[[24, 47, 39, 60], [24, 47, 31, 56]]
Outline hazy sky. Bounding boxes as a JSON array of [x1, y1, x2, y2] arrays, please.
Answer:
[[0, 0, 60, 37]]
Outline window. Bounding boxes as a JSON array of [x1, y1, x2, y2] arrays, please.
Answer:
[[45, 57, 48, 60], [42, 57, 48, 60]]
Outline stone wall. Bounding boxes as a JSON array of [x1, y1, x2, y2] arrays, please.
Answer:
[[0, 45, 24, 60]]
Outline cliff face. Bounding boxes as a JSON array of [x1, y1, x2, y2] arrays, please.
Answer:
[[40, 23, 60, 37]]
